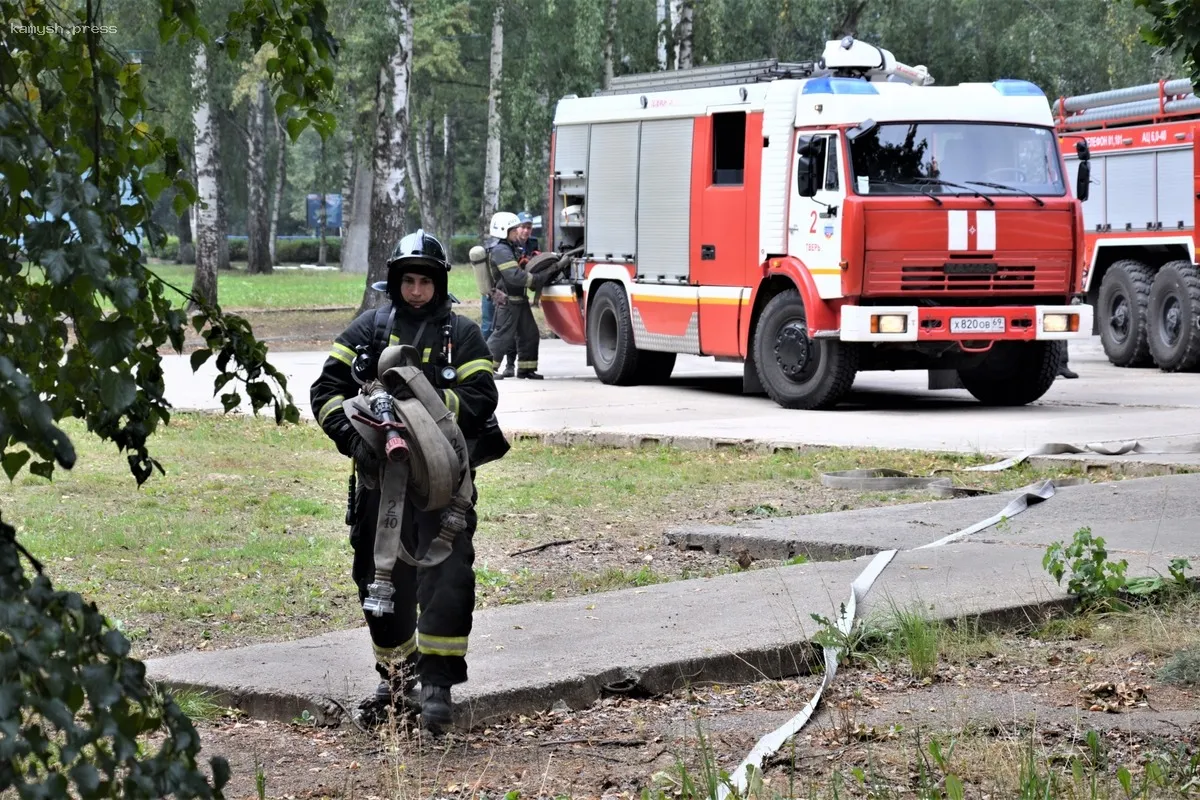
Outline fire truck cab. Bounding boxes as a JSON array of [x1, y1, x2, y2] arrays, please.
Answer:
[[1057, 79, 1200, 372], [541, 38, 1093, 409]]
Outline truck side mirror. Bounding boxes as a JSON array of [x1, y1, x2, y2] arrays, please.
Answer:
[[1074, 140, 1091, 202], [1076, 160, 1090, 202]]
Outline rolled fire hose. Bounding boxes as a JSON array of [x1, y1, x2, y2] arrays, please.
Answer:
[[343, 344, 475, 616], [527, 248, 579, 307]]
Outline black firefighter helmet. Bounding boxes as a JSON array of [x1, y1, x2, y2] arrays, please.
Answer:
[[371, 229, 451, 301]]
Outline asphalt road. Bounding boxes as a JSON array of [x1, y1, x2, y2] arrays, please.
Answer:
[[162, 335, 1200, 455]]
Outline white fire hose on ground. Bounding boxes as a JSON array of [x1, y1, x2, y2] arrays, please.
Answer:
[[344, 344, 475, 616], [719, 434, 1200, 797]]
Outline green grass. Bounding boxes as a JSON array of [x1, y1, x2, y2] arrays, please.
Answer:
[[882, 601, 942, 680], [167, 688, 230, 722], [0, 413, 1142, 657], [140, 261, 481, 311]]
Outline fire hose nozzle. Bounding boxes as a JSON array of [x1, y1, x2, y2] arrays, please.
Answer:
[[368, 389, 410, 463]]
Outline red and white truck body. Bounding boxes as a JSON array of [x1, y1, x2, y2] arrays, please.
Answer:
[[541, 39, 1093, 409], [1057, 79, 1200, 372]]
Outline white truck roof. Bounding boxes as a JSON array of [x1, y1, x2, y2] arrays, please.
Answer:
[[553, 78, 1054, 129]]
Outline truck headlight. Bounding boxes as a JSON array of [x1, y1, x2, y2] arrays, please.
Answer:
[[870, 314, 908, 334], [1043, 313, 1079, 333]]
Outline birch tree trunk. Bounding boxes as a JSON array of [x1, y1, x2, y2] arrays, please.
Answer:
[[408, 115, 436, 230], [438, 114, 455, 238], [656, 0, 668, 69], [479, 2, 504, 236], [246, 80, 272, 274], [363, 0, 413, 312], [669, 0, 681, 68], [342, 152, 373, 273], [213, 110, 230, 271], [190, 45, 220, 307], [602, 0, 618, 89], [268, 113, 286, 263], [676, 0, 694, 69], [341, 144, 354, 240]]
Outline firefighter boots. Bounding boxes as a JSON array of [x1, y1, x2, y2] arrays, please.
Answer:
[[516, 370, 544, 380], [418, 684, 453, 731]]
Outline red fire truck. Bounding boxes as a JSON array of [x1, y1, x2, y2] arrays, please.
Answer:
[[540, 38, 1093, 409], [1056, 80, 1200, 372]]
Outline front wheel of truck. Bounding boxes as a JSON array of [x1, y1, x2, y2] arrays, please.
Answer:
[[956, 340, 1063, 406], [753, 289, 858, 409]]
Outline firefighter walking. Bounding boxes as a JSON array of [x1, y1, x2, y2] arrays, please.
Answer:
[[486, 211, 559, 380], [310, 230, 498, 731]]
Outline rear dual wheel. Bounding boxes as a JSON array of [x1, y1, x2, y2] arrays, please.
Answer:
[[586, 282, 677, 385], [1146, 261, 1200, 372]]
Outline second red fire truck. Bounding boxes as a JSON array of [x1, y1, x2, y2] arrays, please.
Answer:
[[539, 38, 1094, 409], [1057, 79, 1200, 372]]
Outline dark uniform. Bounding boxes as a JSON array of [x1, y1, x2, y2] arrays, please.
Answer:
[[310, 231, 498, 727], [487, 237, 557, 379]]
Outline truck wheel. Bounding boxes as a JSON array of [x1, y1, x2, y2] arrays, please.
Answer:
[[1147, 260, 1200, 372], [1097, 259, 1154, 367], [956, 341, 1062, 406], [586, 282, 640, 385], [752, 289, 857, 409]]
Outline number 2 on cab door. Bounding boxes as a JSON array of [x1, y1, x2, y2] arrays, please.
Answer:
[[809, 210, 817, 234]]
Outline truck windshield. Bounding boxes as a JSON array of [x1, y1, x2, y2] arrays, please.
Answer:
[[847, 122, 1065, 198]]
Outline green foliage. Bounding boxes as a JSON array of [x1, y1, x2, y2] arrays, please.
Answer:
[[884, 604, 941, 680], [810, 607, 884, 670], [0, 519, 229, 796], [1, 0, 336, 789], [1135, 0, 1200, 87], [1043, 527, 1131, 609], [1044, 528, 1193, 610], [1, 0, 327, 487]]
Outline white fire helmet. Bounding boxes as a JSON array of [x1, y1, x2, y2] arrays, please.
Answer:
[[561, 204, 584, 226], [488, 212, 522, 238]]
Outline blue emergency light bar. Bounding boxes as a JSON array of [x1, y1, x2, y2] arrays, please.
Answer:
[[802, 77, 879, 95], [992, 79, 1045, 96]]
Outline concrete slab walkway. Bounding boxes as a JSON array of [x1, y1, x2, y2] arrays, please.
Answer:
[[145, 474, 1200, 729]]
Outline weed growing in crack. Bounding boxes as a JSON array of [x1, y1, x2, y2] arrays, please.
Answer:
[[882, 602, 941, 680], [1043, 526, 1193, 611]]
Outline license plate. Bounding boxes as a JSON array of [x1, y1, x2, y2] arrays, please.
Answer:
[[950, 316, 1006, 334]]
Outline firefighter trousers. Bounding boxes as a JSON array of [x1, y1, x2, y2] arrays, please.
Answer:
[[488, 300, 539, 373], [351, 481, 477, 687]]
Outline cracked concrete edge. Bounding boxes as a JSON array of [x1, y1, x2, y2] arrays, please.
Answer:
[[149, 598, 1079, 732], [666, 528, 875, 563], [150, 643, 822, 731], [506, 428, 825, 455]]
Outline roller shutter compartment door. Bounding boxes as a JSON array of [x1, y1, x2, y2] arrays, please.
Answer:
[[1156, 149, 1193, 229], [586, 122, 640, 262], [637, 119, 694, 283], [553, 125, 589, 177], [1105, 152, 1156, 231]]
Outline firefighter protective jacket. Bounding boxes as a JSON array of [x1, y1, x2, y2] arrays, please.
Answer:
[[310, 298, 499, 457], [490, 239, 555, 304]]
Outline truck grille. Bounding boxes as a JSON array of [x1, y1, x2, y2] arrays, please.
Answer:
[[863, 262, 1071, 295]]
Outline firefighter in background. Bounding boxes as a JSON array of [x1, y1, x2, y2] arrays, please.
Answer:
[[516, 210, 538, 254], [310, 230, 498, 730], [486, 211, 561, 379]]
